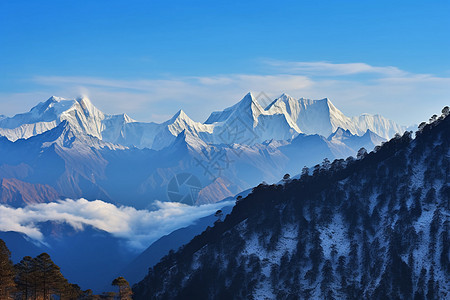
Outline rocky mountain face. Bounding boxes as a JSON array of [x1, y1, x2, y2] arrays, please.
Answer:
[[133, 112, 449, 299], [0, 178, 59, 205]]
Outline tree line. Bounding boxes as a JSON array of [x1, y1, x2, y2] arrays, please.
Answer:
[[0, 239, 132, 300]]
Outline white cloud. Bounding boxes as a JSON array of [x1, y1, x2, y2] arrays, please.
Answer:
[[263, 59, 408, 77], [0, 199, 233, 251]]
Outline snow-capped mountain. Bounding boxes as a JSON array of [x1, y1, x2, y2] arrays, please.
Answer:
[[266, 94, 352, 137], [0, 96, 105, 141], [151, 110, 213, 150], [265, 93, 403, 139], [0, 93, 405, 149], [205, 93, 300, 145], [327, 127, 386, 153], [351, 113, 406, 139], [0, 93, 400, 208]]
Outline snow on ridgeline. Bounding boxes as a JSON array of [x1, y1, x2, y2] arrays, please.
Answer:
[[0, 93, 406, 148]]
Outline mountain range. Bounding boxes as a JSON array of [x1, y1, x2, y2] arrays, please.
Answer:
[[0, 93, 402, 146], [0, 93, 405, 208]]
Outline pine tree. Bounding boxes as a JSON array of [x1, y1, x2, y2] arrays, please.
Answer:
[[320, 259, 333, 298], [34, 253, 67, 299], [300, 166, 309, 180], [425, 187, 436, 204], [282, 173, 291, 183], [357, 147, 367, 160], [440, 227, 449, 273], [426, 266, 436, 299], [15, 256, 35, 299], [410, 188, 422, 220], [112, 277, 132, 300], [336, 255, 347, 292], [322, 158, 331, 170], [0, 239, 16, 300], [414, 267, 427, 300], [62, 282, 83, 299]]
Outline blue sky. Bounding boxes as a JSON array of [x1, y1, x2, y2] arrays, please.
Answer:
[[0, 0, 449, 125]]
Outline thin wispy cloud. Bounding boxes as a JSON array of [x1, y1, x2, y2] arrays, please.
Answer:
[[263, 60, 408, 77], [30, 73, 314, 122], [0, 199, 234, 250], [33, 74, 313, 97]]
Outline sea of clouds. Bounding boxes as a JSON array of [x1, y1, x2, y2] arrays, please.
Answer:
[[0, 198, 234, 250]]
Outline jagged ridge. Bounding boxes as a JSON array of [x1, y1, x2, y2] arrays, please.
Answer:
[[0, 93, 405, 150]]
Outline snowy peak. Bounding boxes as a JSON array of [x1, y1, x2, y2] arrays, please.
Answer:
[[166, 109, 191, 124], [267, 95, 402, 140], [360, 129, 386, 146], [327, 126, 386, 152], [351, 113, 406, 139], [56, 96, 105, 139], [149, 109, 213, 151], [31, 96, 76, 120], [106, 113, 135, 124], [266, 93, 297, 113], [299, 97, 330, 106], [165, 109, 213, 137], [168, 129, 208, 152], [297, 97, 357, 136], [0, 96, 106, 141], [205, 92, 264, 127], [204, 92, 291, 145], [266, 95, 346, 137], [234, 92, 258, 108], [327, 127, 353, 140], [31, 120, 124, 150], [34, 96, 66, 112], [166, 110, 195, 134], [122, 113, 135, 123], [75, 96, 95, 117], [48, 95, 63, 101]]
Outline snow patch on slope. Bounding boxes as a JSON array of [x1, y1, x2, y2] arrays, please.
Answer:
[[319, 214, 350, 259]]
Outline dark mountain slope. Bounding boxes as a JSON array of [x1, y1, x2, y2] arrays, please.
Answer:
[[120, 205, 234, 286], [133, 111, 449, 299]]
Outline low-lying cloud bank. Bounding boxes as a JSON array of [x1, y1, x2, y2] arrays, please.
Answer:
[[0, 199, 234, 250]]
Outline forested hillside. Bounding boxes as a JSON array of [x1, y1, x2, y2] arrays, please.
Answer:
[[133, 108, 449, 299], [0, 239, 132, 299]]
